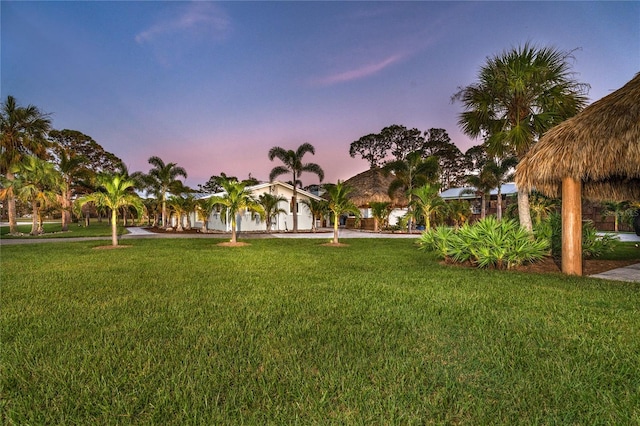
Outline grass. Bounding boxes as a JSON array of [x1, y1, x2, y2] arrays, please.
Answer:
[[0, 221, 126, 238], [1, 238, 639, 424]]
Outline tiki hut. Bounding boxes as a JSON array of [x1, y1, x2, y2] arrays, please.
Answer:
[[516, 72, 640, 275], [343, 168, 407, 207]]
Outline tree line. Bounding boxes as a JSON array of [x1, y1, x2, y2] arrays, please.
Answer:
[[5, 43, 614, 242]]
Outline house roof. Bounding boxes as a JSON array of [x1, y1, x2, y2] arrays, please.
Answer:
[[342, 168, 407, 207], [515, 72, 640, 201], [198, 181, 322, 201]]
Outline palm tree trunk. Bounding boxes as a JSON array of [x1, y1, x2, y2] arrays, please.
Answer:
[[480, 195, 486, 220], [292, 191, 298, 233], [231, 217, 237, 243], [61, 190, 71, 231], [518, 189, 533, 232], [176, 213, 184, 232], [497, 189, 503, 221], [30, 200, 38, 235], [6, 171, 19, 234], [111, 209, 118, 246], [333, 215, 339, 244]]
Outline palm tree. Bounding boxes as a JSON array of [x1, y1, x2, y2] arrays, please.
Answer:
[[463, 168, 497, 220], [76, 173, 144, 246], [145, 156, 187, 228], [268, 143, 324, 232], [446, 199, 471, 229], [410, 183, 446, 231], [258, 193, 287, 232], [2, 156, 60, 235], [383, 151, 439, 233], [483, 156, 517, 221], [0, 96, 52, 234], [196, 196, 221, 233], [453, 43, 589, 231], [300, 197, 329, 232], [601, 201, 631, 232], [210, 178, 265, 244], [324, 181, 360, 244], [370, 201, 392, 232], [167, 195, 187, 231], [56, 151, 89, 231]]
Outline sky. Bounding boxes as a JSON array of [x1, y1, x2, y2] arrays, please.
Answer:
[[2, 1, 639, 189]]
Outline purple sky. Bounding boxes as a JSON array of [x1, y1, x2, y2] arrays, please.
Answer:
[[3, 1, 638, 188]]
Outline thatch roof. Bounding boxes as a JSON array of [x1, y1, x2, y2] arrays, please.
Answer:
[[343, 168, 407, 207], [515, 72, 640, 201]]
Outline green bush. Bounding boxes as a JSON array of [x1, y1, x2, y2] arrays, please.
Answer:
[[534, 212, 618, 260], [420, 217, 549, 269]]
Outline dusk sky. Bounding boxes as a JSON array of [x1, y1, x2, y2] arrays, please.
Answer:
[[3, 1, 638, 188]]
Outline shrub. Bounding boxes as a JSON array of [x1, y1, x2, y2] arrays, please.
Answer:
[[534, 212, 618, 260], [420, 217, 549, 269]]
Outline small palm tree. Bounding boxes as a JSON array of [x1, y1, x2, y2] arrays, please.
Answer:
[[446, 199, 471, 229], [300, 197, 329, 232], [76, 173, 144, 246], [324, 181, 360, 244], [144, 156, 187, 228], [601, 201, 631, 232], [12, 156, 61, 235], [196, 197, 221, 233], [411, 183, 446, 231], [268, 143, 324, 232], [167, 195, 187, 231], [56, 151, 89, 231], [483, 156, 517, 221], [210, 178, 265, 243], [384, 151, 439, 233], [258, 193, 287, 232], [370, 201, 392, 232]]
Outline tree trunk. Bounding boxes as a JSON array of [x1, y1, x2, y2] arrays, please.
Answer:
[[561, 177, 582, 275], [496, 189, 503, 221], [30, 200, 39, 235], [175, 213, 184, 232], [333, 215, 339, 244], [517, 189, 533, 232], [480, 195, 486, 220], [6, 171, 19, 234], [111, 209, 118, 246], [292, 191, 298, 233], [231, 217, 237, 243]]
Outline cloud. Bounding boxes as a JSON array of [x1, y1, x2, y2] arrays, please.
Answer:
[[312, 53, 406, 86], [135, 2, 231, 45]]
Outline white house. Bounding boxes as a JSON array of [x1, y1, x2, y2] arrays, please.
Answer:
[[193, 181, 323, 232]]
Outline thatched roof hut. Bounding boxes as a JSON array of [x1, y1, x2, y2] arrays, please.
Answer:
[[516, 72, 640, 201], [343, 168, 407, 207], [515, 72, 640, 275]]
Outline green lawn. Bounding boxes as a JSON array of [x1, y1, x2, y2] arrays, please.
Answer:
[[0, 221, 125, 238], [2, 238, 639, 424]]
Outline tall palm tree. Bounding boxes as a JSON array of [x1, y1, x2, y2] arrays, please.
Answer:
[[410, 183, 446, 231], [268, 143, 324, 232], [210, 178, 264, 244], [384, 151, 439, 233], [453, 43, 589, 231], [0, 96, 52, 234], [258, 193, 287, 232], [76, 173, 144, 246], [145, 156, 187, 228], [300, 197, 329, 232], [324, 181, 360, 244]]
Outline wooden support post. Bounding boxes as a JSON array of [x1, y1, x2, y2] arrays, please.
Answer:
[[562, 177, 582, 275]]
